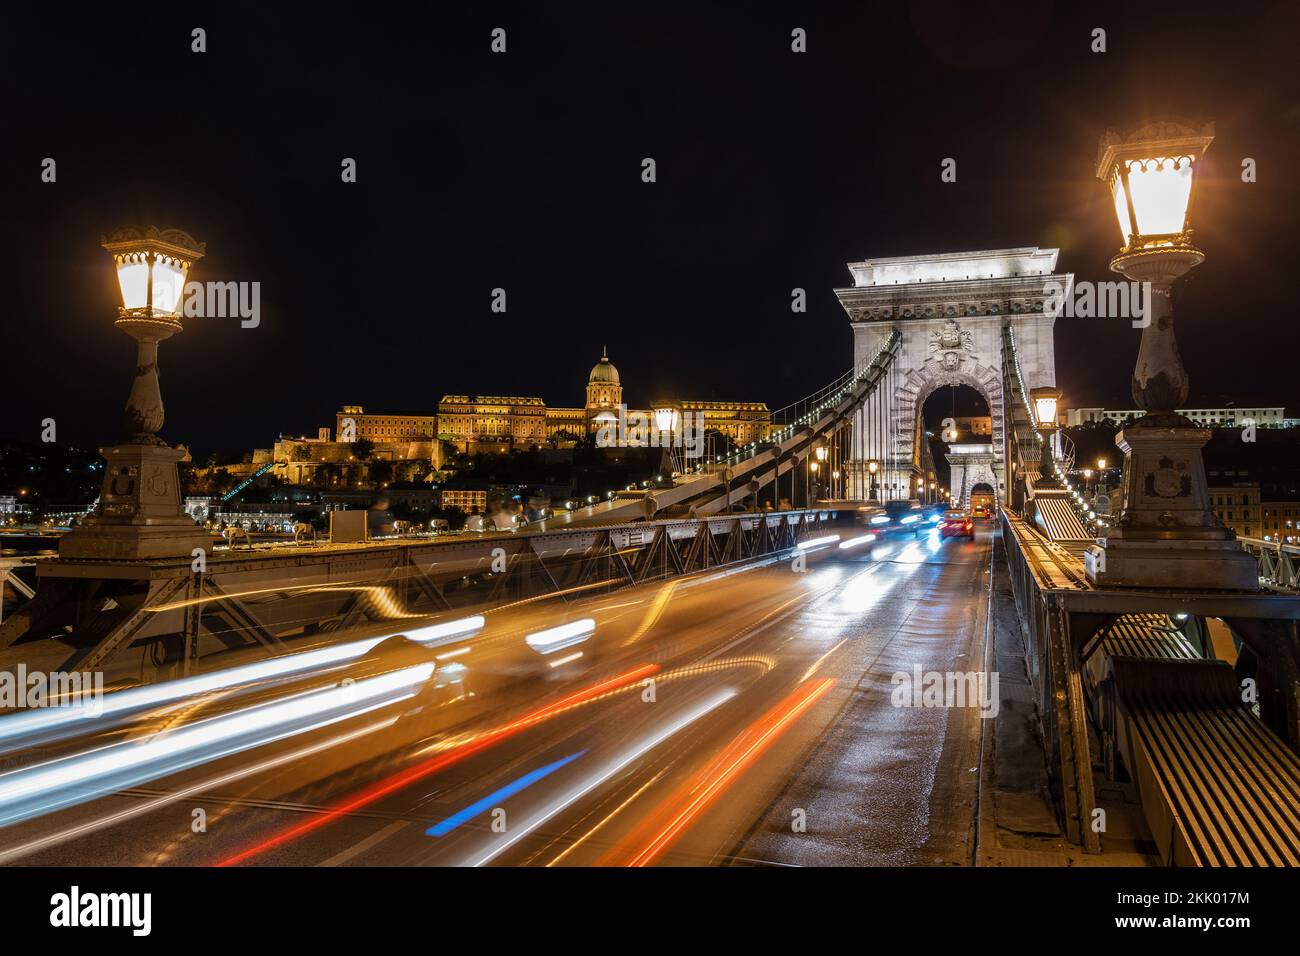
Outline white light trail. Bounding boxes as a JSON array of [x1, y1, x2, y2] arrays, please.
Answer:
[[794, 535, 840, 552], [0, 634, 391, 752], [0, 717, 398, 864], [404, 616, 485, 647], [525, 619, 595, 655], [463, 687, 737, 866], [0, 665, 432, 827]]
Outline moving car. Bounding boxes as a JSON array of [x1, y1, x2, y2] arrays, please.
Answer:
[[876, 500, 926, 537], [939, 509, 975, 539]]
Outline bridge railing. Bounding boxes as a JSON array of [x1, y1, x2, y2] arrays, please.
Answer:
[[3, 508, 844, 685], [1002, 325, 1101, 536], [698, 329, 902, 475], [1000, 500, 1300, 859], [1239, 537, 1300, 592]]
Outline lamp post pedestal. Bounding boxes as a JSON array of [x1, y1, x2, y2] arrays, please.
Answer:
[[1084, 250, 1257, 590], [1084, 421, 1256, 589], [61, 443, 211, 560]]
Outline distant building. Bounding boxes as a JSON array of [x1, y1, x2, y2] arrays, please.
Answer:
[[1066, 404, 1287, 428], [349, 350, 772, 455], [335, 407, 438, 443], [1208, 481, 1261, 540], [440, 489, 488, 513], [948, 415, 992, 437]]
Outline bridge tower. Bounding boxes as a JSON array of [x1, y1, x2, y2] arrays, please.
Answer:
[[946, 442, 998, 508], [834, 248, 1070, 504]]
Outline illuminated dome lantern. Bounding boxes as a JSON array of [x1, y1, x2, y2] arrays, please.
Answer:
[[588, 346, 620, 385]]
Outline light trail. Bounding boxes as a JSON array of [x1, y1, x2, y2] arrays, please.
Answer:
[[426, 751, 585, 837], [214, 663, 660, 866], [461, 687, 738, 867], [793, 534, 841, 554], [545, 770, 666, 867], [622, 580, 682, 646], [801, 639, 848, 682], [0, 717, 398, 864], [0, 666, 433, 828], [404, 616, 485, 646], [0, 615, 482, 754], [612, 677, 836, 867], [525, 618, 595, 654]]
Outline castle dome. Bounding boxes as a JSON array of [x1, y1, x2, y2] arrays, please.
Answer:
[[588, 346, 620, 385]]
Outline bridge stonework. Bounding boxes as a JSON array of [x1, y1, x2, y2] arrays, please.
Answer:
[[834, 248, 1069, 503]]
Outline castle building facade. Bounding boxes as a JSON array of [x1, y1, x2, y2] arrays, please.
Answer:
[[340, 350, 771, 453]]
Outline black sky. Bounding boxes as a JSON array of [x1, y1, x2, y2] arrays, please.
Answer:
[[4, 2, 1299, 455]]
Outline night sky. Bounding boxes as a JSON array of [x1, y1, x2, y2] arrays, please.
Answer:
[[4, 2, 1299, 456]]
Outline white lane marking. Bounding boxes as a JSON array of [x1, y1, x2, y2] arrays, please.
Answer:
[[317, 819, 411, 867]]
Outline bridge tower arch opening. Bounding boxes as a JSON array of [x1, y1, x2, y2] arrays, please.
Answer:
[[834, 248, 1069, 505]]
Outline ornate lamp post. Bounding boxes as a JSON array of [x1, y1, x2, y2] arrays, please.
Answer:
[[60, 227, 213, 560], [867, 459, 880, 503], [652, 403, 681, 485], [1085, 122, 1256, 589], [1030, 386, 1061, 484]]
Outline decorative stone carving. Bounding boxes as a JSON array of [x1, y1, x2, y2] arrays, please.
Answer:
[[929, 319, 974, 354]]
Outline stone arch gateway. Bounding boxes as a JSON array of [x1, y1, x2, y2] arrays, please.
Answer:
[[833, 248, 1069, 504]]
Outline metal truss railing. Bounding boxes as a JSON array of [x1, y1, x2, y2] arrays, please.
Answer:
[[1239, 537, 1300, 592], [1002, 325, 1099, 535], [700, 329, 902, 474]]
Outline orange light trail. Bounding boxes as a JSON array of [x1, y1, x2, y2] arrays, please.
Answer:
[[214, 663, 660, 866], [607, 677, 835, 867]]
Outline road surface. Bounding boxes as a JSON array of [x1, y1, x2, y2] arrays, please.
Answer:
[[0, 521, 994, 867]]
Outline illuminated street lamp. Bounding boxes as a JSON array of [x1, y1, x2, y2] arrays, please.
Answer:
[[1086, 122, 1256, 589], [867, 458, 880, 503], [60, 226, 213, 560], [102, 227, 205, 440], [1030, 386, 1061, 482], [652, 403, 681, 484]]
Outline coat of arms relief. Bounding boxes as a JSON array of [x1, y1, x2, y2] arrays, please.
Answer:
[[928, 319, 975, 371]]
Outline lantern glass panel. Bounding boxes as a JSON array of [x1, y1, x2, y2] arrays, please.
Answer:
[[1126, 156, 1194, 236], [116, 257, 149, 310], [152, 256, 187, 314]]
